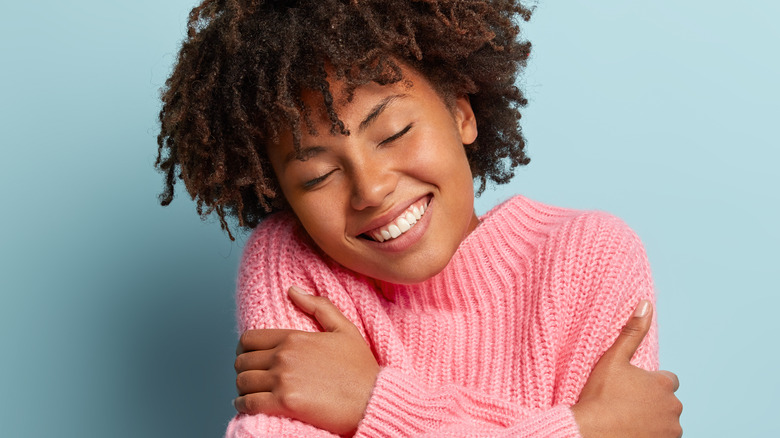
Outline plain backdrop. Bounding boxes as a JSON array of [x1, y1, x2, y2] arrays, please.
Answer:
[[1, 1, 777, 436]]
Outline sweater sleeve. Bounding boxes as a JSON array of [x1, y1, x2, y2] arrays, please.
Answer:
[[540, 211, 659, 406], [356, 367, 581, 437], [225, 216, 344, 438]]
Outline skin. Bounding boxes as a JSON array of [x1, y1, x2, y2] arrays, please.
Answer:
[[233, 64, 683, 436], [234, 287, 378, 435], [571, 301, 684, 438]]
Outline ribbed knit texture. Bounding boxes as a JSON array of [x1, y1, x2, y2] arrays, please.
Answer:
[[225, 195, 658, 437]]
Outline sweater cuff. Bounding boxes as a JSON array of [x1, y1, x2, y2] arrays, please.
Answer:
[[357, 367, 582, 437], [225, 412, 339, 438]]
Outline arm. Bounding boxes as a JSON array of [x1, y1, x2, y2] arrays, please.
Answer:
[[540, 212, 681, 437], [227, 212, 680, 437], [226, 216, 582, 437], [357, 367, 580, 437], [231, 292, 677, 438], [572, 301, 682, 438], [232, 288, 582, 438]]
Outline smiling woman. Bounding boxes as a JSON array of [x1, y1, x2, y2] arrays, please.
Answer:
[[156, 0, 682, 437], [267, 65, 480, 284]]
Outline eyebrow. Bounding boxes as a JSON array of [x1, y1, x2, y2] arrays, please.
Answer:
[[283, 145, 327, 165], [283, 93, 408, 166], [358, 94, 407, 132]]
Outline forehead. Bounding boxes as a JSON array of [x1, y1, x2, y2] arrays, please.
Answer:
[[266, 62, 452, 159], [305, 70, 416, 120], [305, 64, 452, 129]]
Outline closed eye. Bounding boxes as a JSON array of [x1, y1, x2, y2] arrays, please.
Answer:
[[378, 124, 412, 146], [303, 169, 338, 189]]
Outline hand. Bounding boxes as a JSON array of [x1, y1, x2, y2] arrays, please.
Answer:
[[571, 300, 683, 438], [233, 286, 380, 436]]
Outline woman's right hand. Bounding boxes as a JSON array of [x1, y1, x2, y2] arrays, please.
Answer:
[[571, 300, 683, 438]]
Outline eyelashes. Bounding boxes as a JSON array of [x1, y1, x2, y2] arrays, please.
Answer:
[[378, 123, 412, 146], [302, 123, 414, 189], [303, 169, 337, 189]]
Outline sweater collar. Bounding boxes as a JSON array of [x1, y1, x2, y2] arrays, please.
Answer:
[[372, 198, 511, 311]]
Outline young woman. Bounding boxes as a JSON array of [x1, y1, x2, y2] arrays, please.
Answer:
[[156, 1, 682, 436]]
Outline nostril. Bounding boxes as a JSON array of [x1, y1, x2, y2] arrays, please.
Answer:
[[349, 168, 398, 211]]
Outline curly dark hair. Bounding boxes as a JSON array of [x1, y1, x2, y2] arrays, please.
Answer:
[[156, 0, 533, 240]]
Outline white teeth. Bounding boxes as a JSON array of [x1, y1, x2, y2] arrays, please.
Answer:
[[397, 218, 411, 232], [366, 199, 430, 242]]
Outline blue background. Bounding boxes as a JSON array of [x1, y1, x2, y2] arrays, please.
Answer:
[[1, 0, 777, 436]]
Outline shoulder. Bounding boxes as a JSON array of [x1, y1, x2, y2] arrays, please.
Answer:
[[474, 196, 644, 265], [479, 196, 658, 369], [456, 196, 650, 302], [479, 195, 652, 304], [514, 198, 654, 336], [484, 195, 644, 256], [236, 211, 339, 332], [239, 210, 320, 275]]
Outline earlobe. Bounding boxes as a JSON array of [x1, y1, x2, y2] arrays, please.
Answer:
[[454, 96, 478, 145]]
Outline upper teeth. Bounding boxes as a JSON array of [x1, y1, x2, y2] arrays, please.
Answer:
[[370, 202, 427, 242]]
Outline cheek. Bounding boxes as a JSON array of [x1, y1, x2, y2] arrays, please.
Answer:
[[288, 196, 347, 250], [405, 128, 473, 188]]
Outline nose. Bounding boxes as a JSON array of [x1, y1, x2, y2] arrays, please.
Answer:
[[349, 156, 397, 211]]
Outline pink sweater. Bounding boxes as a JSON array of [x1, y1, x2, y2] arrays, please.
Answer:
[[225, 195, 658, 437]]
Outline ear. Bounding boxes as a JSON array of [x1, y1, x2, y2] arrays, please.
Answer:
[[453, 96, 478, 145]]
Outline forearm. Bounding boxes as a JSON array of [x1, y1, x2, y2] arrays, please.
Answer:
[[356, 366, 581, 437]]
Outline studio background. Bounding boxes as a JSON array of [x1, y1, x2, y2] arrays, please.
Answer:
[[1, 1, 777, 436]]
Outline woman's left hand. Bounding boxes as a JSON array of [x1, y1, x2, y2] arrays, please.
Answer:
[[233, 286, 379, 436]]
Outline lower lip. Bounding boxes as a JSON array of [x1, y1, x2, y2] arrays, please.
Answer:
[[363, 197, 433, 253]]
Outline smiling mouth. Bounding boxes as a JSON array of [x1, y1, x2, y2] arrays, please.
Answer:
[[360, 197, 431, 242]]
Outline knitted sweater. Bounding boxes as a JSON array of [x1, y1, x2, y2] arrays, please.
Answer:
[[225, 195, 658, 437]]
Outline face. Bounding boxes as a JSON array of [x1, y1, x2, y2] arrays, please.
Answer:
[[266, 65, 479, 284]]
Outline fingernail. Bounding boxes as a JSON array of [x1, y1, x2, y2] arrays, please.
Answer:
[[633, 300, 650, 318], [231, 398, 237, 410], [288, 285, 306, 295]]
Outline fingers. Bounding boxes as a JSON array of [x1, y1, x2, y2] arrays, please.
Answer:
[[235, 350, 273, 373], [236, 369, 274, 395], [605, 300, 654, 363], [237, 329, 296, 354], [233, 392, 284, 416], [657, 370, 680, 392], [287, 285, 350, 332]]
